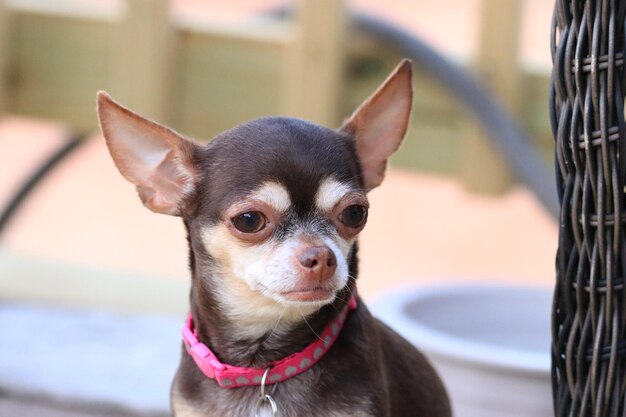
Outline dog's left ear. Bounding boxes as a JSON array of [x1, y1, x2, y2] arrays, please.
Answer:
[[340, 59, 413, 191], [96, 91, 197, 216]]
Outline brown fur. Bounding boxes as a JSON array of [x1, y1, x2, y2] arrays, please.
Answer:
[[97, 59, 451, 417]]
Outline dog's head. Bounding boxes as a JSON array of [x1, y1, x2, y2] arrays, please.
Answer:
[[97, 60, 412, 330]]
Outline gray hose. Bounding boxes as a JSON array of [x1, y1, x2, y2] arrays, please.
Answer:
[[352, 12, 558, 218]]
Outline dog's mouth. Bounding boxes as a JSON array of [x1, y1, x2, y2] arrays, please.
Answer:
[[279, 286, 336, 303]]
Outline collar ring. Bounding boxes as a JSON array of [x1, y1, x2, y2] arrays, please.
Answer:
[[254, 394, 278, 417], [260, 367, 272, 398]]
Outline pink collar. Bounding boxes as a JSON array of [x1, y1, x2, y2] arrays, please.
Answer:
[[182, 295, 358, 388]]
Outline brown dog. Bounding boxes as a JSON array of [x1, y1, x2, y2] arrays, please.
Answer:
[[96, 59, 451, 417]]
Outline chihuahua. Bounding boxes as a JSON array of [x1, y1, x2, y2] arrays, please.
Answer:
[[96, 59, 451, 417]]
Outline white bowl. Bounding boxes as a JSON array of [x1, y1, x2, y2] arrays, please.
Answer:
[[370, 283, 553, 417]]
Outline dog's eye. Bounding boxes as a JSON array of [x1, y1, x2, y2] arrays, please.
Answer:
[[231, 211, 267, 233], [339, 205, 368, 229]]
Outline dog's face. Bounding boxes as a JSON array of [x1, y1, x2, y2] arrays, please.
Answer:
[[193, 118, 364, 310], [97, 60, 412, 329]]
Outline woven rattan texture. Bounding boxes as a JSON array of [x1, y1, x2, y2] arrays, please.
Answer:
[[551, 1, 626, 416]]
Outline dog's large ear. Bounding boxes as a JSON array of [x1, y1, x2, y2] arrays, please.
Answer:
[[96, 91, 197, 216], [340, 59, 413, 191]]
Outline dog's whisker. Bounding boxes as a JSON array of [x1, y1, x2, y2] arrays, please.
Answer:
[[261, 306, 288, 345], [336, 282, 356, 303], [333, 294, 348, 306], [345, 287, 356, 301], [299, 309, 324, 342], [345, 278, 358, 294]]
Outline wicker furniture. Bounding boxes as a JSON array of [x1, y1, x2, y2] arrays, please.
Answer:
[[551, 1, 626, 415]]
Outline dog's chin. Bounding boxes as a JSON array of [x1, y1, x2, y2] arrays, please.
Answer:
[[279, 288, 336, 304], [253, 278, 347, 309], [261, 286, 337, 308]]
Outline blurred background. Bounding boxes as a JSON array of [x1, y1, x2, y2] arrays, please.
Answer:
[[0, 0, 556, 416]]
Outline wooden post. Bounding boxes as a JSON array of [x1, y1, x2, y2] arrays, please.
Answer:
[[108, 0, 173, 123], [281, 0, 346, 127], [0, 1, 12, 115], [460, 0, 522, 193]]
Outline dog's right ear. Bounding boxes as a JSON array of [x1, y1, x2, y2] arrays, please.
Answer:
[[340, 59, 413, 191], [96, 91, 197, 216]]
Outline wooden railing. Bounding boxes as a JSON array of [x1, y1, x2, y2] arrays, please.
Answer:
[[0, 0, 553, 194]]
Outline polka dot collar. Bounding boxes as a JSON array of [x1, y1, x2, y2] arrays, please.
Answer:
[[181, 295, 358, 388]]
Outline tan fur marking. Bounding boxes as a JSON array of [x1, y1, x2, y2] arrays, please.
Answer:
[[249, 182, 291, 213], [315, 178, 355, 212], [201, 223, 318, 339]]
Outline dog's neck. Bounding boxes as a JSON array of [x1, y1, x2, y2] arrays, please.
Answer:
[[190, 284, 350, 368], [186, 236, 359, 368]]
